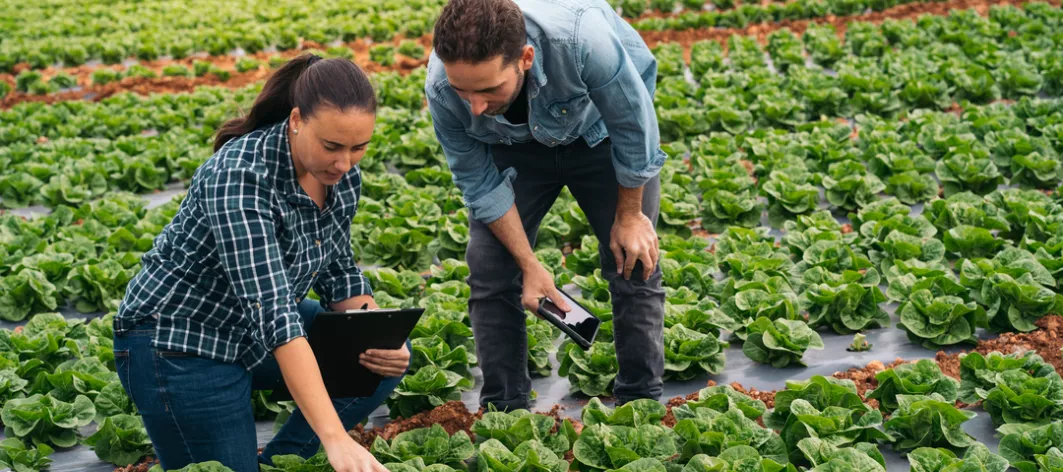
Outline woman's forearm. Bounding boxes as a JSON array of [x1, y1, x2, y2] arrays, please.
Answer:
[[274, 337, 349, 444]]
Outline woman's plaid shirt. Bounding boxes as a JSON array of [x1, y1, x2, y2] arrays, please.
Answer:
[[114, 120, 372, 369]]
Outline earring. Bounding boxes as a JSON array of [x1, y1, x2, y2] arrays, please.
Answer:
[[293, 128, 299, 135]]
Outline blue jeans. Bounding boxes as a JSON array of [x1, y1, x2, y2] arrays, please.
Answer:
[[114, 299, 406, 472]]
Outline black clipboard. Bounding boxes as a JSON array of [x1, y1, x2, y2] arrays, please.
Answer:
[[268, 307, 425, 401]]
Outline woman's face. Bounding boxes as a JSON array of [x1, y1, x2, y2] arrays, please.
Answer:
[[289, 105, 375, 186]]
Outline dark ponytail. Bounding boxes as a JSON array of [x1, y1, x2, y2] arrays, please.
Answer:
[[213, 54, 378, 152]]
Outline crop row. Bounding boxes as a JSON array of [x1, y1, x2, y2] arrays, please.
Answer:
[[0, 0, 443, 72], [0, 0, 1010, 73]]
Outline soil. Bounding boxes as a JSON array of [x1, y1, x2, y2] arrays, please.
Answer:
[[935, 315, 1063, 381], [114, 457, 158, 472], [349, 401, 481, 447], [831, 358, 907, 411], [4, 0, 1051, 109], [0, 35, 432, 109], [639, 0, 1061, 52], [729, 381, 777, 409]]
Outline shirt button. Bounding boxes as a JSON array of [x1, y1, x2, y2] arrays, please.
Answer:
[[295, 297, 302, 303], [561, 109, 567, 115], [534, 126, 539, 131], [255, 302, 262, 309], [312, 271, 318, 277], [315, 240, 322, 247]]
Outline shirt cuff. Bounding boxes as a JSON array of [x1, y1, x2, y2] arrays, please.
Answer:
[[466, 167, 518, 224], [261, 304, 307, 351], [614, 148, 667, 189], [317, 271, 374, 304]]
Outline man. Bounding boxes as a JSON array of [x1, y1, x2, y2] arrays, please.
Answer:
[[426, 0, 666, 410]]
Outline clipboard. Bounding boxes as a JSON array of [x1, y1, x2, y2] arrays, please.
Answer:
[[268, 307, 425, 401]]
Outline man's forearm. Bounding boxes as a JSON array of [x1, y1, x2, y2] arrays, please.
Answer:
[[487, 205, 539, 271], [617, 185, 644, 221]]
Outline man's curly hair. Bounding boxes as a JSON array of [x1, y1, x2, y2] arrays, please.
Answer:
[[433, 0, 526, 65]]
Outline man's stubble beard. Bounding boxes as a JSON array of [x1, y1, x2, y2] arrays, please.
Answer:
[[484, 66, 526, 117]]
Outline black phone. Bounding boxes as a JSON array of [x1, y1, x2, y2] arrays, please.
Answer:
[[537, 291, 601, 350]]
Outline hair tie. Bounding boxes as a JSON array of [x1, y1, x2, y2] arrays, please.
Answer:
[[307, 54, 323, 66]]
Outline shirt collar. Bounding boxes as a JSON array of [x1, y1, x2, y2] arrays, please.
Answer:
[[527, 39, 547, 99]]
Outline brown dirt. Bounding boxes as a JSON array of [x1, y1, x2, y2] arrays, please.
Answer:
[[6, 0, 1052, 109], [662, 390, 705, 427], [635, 0, 791, 23], [113, 457, 158, 472], [349, 401, 481, 447], [935, 315, 1063, 382], [639, 0, 1061, 51], [0, 36, 432, 109], [729, 381, 777, 409], [832, 358, 906, 397], [935, 351, 962, 379], [841, 223, 853, 233]]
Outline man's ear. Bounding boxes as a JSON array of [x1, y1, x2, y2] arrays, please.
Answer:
[[520, 45, 535, 72]]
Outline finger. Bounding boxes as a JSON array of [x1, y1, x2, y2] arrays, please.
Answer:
[[610, 240, 624, 275], [641, 250, 654, 280], [361, 358, 407, 372], [551, 288, 571, 312], [360, 359, 393, 374], [373, 459, 390, 472], [364, 349, 404, 360], [623, 249, 638, 280]]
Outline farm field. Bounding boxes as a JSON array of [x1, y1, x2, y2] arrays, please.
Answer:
[[3, 0, 1063, 471]]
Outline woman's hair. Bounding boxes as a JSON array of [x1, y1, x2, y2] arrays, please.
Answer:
[[213, 54, 377, 152]]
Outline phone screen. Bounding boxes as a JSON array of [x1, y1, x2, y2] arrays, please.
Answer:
[[541, 293, 600, 343]]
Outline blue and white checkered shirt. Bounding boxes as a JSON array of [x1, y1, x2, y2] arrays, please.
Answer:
[[115, 120, 372, 369]]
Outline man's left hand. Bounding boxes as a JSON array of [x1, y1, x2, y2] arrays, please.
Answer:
[[360, 343, 410, 377], [609, 212, 659, 281]]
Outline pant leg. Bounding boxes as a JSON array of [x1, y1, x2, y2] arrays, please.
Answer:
[[561, 138, 666, 404], [115, 322, 259, 472], [254, 299, 407, 463], [467, 141, 564, 411]]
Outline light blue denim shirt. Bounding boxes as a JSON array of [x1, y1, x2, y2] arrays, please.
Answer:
[[425, 0, 666, 224]]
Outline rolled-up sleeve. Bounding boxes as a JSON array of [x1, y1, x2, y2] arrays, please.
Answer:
[[427, 91, 517, 224], [313, 220, 373, 304], [576, 7, 666, 188], [202, 166, 305, 352]]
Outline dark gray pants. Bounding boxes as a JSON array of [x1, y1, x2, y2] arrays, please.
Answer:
[[465, 138, 665, 410]]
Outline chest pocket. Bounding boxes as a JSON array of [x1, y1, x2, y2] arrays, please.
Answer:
[[547, 93, 590, 125]]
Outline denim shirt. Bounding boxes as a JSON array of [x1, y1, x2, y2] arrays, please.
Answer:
[[425, 0, 666, 224]]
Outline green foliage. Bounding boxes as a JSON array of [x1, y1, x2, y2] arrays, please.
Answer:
[[883, 394, 977, 453], [370, 424, 475, 469], [741, 317, 824, 368], [385, 367, 472, 420], [907, 444, 1009, 472], [0, 438, 53, 472], [558, 342, 618, 397], [84, 414, 154, 466], [473, 409, 576, 456], [865, 360, 960, 414]]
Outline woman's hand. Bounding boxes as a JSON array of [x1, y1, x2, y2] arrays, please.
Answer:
[[360, 343, 410, 377], [332, 294, 378, 311], [322, 434, 387, 472]]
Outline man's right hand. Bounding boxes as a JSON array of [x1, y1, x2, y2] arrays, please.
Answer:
[[521, 263, 572, 313]]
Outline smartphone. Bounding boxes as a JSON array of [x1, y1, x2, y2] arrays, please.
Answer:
[[537, 291, 601, 350]]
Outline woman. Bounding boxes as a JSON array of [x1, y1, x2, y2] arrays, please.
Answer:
[[113, 54, 407, 472]]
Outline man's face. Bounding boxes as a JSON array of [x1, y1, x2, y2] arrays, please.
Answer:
[[444, 46, 534, 117]]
